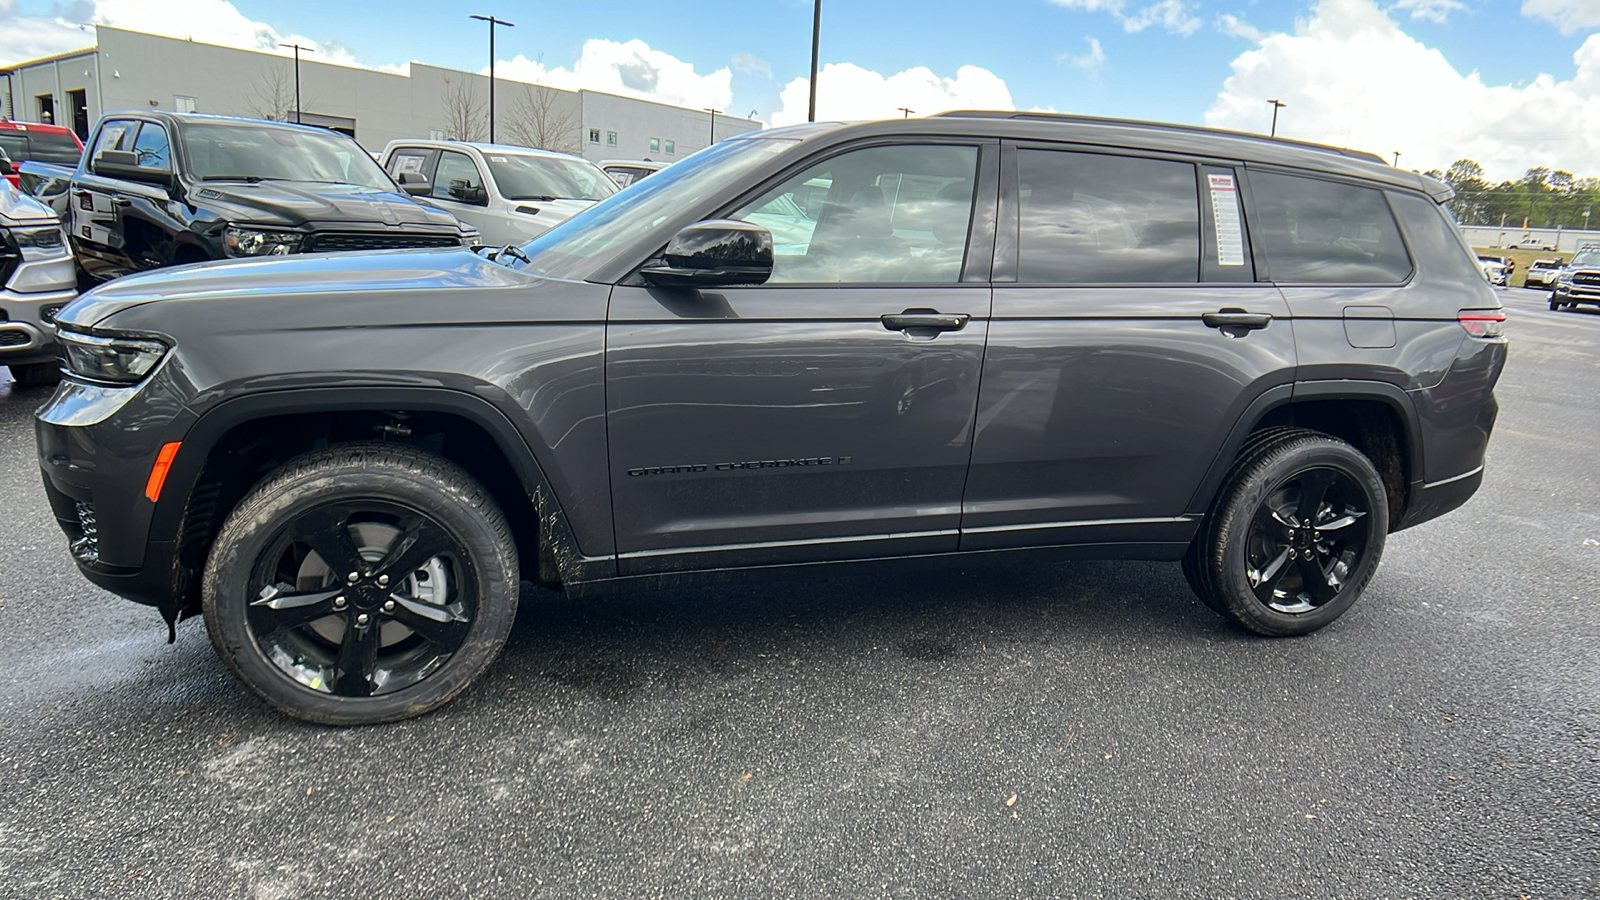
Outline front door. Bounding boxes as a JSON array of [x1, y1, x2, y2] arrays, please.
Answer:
[[605, 141, 997, 574]]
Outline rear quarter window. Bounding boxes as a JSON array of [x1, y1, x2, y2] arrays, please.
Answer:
[[1249, 171, 1412, 284]]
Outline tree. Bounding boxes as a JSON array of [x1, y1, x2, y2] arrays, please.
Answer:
[[440, 76, 485, 142], [503, 83, 581, 155], [246, 63, 297, 122]]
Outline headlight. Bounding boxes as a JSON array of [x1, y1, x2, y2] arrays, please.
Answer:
[[11, 225, 70, 261], [224, 226, 304, 257], [1557, 271, 1573, 284], [57, 330, 169, 384]]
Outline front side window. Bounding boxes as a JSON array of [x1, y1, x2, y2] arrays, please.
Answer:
[[131, 122, 170, 169], [432, 150, 485, 204], [1250, 171, 1413, 284], [90, 120, 137, 161], [728, 143, 980, 284], [1016, 149, 1200, 284]]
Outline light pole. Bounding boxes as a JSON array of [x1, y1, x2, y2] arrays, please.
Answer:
[[808, 0, 822, 122], [278, 42, 313, 124], [1392, 150, 1401, 167], [1267, 98, 1286, 137], [704, 107, 716, 146], [897, 107, 914, 118], [470, 14, 515, 143]]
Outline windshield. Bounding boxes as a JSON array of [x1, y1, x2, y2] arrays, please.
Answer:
[[516, 137, 795, 280], [1569, 249, 1600, 267], [484, 152, 616, 202], [181, 122, 393, 188]]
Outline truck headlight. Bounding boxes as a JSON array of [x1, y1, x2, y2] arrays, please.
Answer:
[[11, 225, 70, 261], [57, 329, 169, 384], [224, 226, 304, 257]]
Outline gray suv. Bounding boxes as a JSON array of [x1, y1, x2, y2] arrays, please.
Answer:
[[35, 113, 1507, 724]]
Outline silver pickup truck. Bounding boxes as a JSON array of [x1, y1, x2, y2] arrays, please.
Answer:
[[0, 178, 76, 386]]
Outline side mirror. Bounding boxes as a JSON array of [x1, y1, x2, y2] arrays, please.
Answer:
[[0, 157, 14, 176], [641, 219, 773, 288], [395, 170, 431, 196], [95, 149, 172, 185], [447, 180, 488, 205]]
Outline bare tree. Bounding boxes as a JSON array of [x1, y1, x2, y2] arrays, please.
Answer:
[[503, 83, 581, 155], [440, 76, 485, 142], [245, 63, 296, 121]]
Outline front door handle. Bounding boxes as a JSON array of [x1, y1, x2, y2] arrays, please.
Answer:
[[881, 311, 969, 333], [1202, 309, 1273, 332]]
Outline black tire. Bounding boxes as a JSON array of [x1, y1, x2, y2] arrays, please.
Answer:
[[1182, 425, 1300, 614], [9, 362, 61, 387], [202, 443, 518, 725], [1191, 428, 1388, 636]]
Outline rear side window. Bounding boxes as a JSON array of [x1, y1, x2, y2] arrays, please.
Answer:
[[1016, 149, 1199, 284], [28, 131, 82, 164], [1250, 171, 1412, 284]]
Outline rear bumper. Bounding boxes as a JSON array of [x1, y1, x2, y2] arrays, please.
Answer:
[[1396, 466, 1484, 531]]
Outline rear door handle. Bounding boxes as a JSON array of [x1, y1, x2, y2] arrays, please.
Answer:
[[1202, 309, 1273, 331], [881, 312, 969, 333]]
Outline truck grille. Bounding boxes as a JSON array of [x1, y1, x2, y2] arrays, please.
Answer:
[[305, 232, 463, 253], [0, 332, 27, 347], [1572, 272, 1600, 286], [0, 229, 19, 288]]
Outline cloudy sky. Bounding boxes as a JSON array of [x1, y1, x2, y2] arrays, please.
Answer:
[[1, 0, 1596, 180]]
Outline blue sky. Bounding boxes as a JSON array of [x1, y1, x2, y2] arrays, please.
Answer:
[[3, 0, 1598, 179]]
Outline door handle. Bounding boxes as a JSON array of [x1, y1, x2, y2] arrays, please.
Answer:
[[881, 311, 969, 333], [1202, 309, 1273, 331]]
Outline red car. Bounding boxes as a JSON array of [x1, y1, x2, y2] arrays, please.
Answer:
[[0, 120, 84, 188]]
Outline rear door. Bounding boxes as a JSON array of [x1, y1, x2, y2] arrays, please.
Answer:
[[961, 144, 1297, 551], [605, 140, 998, 573]]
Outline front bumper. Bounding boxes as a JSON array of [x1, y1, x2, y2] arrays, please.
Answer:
[[1554, 283, 1600, 307], [0, 286, 75, 365]]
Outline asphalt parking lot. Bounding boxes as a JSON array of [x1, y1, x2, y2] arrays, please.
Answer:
[[1, 288, 1596, 900]]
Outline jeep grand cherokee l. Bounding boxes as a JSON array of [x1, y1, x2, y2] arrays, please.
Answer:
[[36, 112, 1507, 724]]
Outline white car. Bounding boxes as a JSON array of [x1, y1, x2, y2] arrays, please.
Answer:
[[598, 159, 670, 188], [379, 140, 617, 247], [1477, 256, 1508, 286]]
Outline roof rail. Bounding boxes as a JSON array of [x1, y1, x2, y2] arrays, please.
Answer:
[[930, 110, 1388, 165]]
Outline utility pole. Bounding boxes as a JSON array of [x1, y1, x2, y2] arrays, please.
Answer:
[[278, 43, 313, 124], [1267, 98, 1286, 137], [897, 107, 914, 118], [808, 0, 822, 122], [470, 14, 515, 143], [704, 107, 716, 146]]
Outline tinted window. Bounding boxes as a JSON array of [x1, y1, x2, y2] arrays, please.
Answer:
[[730, 143, 979, 284], [0, 134, 25, 161], [131, 122, 170, 169], [1250, 171, 1412, 284], [24, 131, 82, 164], [432, 151, 484, 204], [1017, 150, 1199, 284]]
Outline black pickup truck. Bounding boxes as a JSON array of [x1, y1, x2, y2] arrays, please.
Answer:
[[22, 111, 472, 284]]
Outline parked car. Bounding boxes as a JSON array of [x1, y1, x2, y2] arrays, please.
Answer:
[[0, 179, 76, 386], [1550, 244, 1600, 311], [35, 111, 1506, 724], [380, 140, 616, 247], [24, 111, 473, 285], [0, 120, 83, 190], [599, 158, 670, 188], [1477, 256, 1508, 286], [1522, 257, 1563, 289], [1514, 237, 1556, 251]]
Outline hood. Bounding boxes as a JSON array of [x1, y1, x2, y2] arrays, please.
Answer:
[[0, 177, 61, 227], [57, 247, 532, 328], [192, 179, 462, 231], [512, 197, 596, 232]]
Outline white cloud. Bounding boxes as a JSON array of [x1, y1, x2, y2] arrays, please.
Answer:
[[1215, 13, 1266, 41], [495, 39, 732, 112], [1062, 36, 1107, 75], [0, 0, 369, 69], [1390, 0, 1467, 23], [732, 52, 772, 78], [1048, 0, 1203, 35], [1523, 0, 1600, 34], [770, 63, 1014, 127], [1204, 0, 1600, 181]]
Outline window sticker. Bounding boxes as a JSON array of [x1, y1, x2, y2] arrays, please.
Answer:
[[394, 155, 425, 174], [1209, 173, 1246, 266], [490, 156, 507, 163]]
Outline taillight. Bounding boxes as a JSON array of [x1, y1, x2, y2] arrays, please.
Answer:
[[1457, 309, 1506, 338]]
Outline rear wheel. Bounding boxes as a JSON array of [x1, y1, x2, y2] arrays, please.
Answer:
[[1190, 428, 1388, 636], [203, 443, 518, 725]]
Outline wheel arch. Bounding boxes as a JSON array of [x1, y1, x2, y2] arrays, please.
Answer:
[[1186, 380, 1421, 531], [150, 387, 606, 613]]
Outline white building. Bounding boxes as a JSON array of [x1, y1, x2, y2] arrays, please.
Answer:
[[0, 26, 760, 162]]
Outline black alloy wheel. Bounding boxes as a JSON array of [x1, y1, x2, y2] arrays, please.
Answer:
[[204, 444, 517, 724], [1189, 428, 1388, 636]]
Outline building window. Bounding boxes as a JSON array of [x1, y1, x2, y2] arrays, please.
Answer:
[[589, 128, 600, 143], [174, 95, 199, 114], [606, 131, 617, 147], [664, 140, 675, 154], [649, 137, 660, 152]]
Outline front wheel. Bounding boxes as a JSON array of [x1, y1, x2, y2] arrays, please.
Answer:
[[1189, 428, 1388, 636], [203, 443, 518, 725]]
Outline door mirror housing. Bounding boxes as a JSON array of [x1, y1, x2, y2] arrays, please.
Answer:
[[0, 157, 14, 177], [94, 149, 172, 185], [447, 179, 488, 205], [395, 170, 431, 196], [641, 219, 774, 288]]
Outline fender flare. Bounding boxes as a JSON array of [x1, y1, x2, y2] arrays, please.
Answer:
[[147, 386, 613, 585]]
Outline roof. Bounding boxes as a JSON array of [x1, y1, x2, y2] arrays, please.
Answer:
[[0, 45, 97, 71], [0, 120, 78, 135], [380, 139, 587, 161]]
